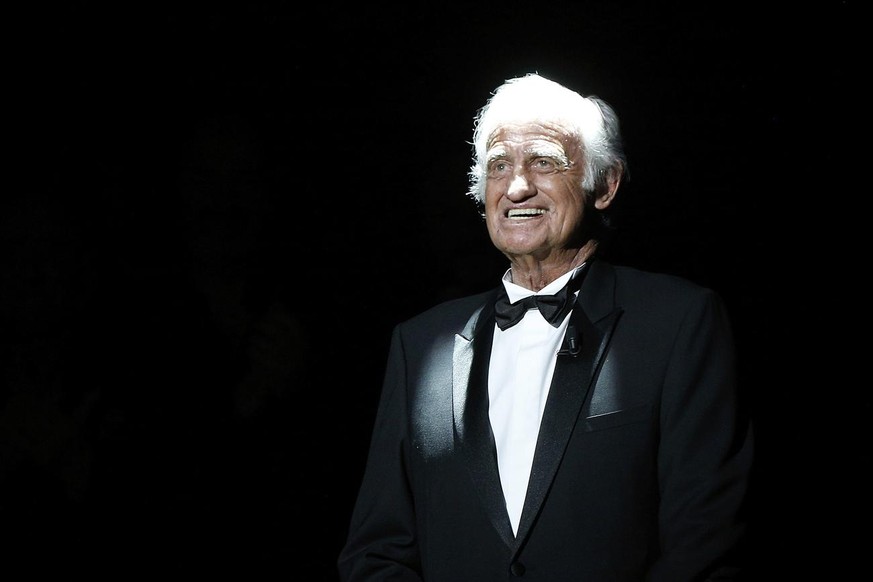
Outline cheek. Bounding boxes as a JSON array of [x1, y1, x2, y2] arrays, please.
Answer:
[[484, 207, 501, 235], [560, 201, 587, 232], [484, 181, 502, 203], [483, 202, 506, 241], [483, 187, 503, 215]]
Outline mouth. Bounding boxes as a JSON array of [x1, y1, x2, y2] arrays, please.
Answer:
[[507, 208, 546, 220]]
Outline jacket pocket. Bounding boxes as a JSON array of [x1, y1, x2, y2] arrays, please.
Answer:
[[583, 404, 652, 432]]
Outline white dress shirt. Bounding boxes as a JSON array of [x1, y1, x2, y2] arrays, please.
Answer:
[[488, 264, 584, 535]]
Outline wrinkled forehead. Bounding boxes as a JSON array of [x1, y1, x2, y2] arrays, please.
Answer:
[[485, 122, 581, 160], [485, 140, 568, 162]]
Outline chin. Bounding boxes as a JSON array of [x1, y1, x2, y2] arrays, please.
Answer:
[[498, 240, 549, 259]]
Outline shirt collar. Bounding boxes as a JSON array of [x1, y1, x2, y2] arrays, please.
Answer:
[[501, 263, 586, 304]]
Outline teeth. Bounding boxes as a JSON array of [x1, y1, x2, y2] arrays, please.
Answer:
[[508, 208, 546, 218]]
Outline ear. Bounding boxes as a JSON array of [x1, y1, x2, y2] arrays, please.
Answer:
[[594, 167, 622, 210]]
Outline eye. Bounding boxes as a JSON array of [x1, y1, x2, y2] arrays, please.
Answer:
[[531, 157, 560, 174], [487, 160, 512, 178]]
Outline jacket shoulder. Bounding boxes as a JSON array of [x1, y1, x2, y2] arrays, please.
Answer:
[[588, 261, 727, 323], [609, 263, 719, 301], [385, 290, 495, 360], [401, 289, 495, 330]]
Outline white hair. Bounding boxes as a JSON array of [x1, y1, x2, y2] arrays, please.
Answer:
[[467, 73, 626, 205]]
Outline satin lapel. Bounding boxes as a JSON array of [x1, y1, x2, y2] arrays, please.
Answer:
[[514, 303, 623, 546], [452, 292, 515, 548]]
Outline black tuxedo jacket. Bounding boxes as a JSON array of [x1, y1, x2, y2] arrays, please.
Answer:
[[338, 260, 753, 581]]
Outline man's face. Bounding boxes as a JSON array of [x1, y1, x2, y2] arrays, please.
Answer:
[[483, 121, 588, 263]]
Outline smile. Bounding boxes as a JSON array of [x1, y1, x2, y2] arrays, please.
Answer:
[[507, 208, 546, 219]]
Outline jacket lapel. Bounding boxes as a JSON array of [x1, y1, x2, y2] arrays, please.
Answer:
[[514, 260, 623, 547], [452, 291, 516, 548]]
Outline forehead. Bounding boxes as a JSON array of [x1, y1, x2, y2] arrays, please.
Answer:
[[486, 121, 580, 157]]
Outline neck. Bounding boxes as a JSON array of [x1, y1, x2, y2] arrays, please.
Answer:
[[508, 240, 598, 292]]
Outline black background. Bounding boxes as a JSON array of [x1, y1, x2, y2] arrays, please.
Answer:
[[2, 2, 866, 579]]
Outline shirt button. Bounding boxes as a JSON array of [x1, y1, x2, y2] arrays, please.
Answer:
[[510, 562, 526, 576]]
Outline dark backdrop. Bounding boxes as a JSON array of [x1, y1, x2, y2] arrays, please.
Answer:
[[3, 2, 865, 579]]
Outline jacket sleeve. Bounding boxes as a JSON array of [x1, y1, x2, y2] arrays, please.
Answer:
[[337, 325, 424, 581], [647, 289, 754, 582]]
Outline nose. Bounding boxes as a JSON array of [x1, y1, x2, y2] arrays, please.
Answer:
[[506, 169, 536, 201]]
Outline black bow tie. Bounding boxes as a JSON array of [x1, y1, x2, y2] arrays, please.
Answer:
[[494, 272, 584, 331]]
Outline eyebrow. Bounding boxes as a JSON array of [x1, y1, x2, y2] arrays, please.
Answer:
[[527, 144, 570, 166], [485, 146, 509, 165], [485, 143, 570, 166]]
